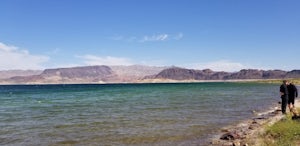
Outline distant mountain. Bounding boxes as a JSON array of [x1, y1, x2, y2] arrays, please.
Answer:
[[145, 67, 300, 81], [5, 66, 116, 84], [0, 70, 42, 79], [0, 65, 166, 84], [110, 65, 167, 82], [224, 69, 287, 79], [147, 67, 230, 80], [285, 70, 300, 78], [0, 65, 300, 84]]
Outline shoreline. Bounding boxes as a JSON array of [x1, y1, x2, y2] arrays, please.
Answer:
[[209, 99, 299, 146], [1, 78, 299, 86], [0, 79, 284, 85]]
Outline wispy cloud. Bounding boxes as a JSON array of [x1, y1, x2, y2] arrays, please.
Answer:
[[140, 34, 169, 42], [0, 42, 49, 70], [186, 60, 247, 72], [108, 33, 183, 42], [78, 55, 134, 66]]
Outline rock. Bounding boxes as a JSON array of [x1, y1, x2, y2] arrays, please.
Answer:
[[220, 132, 240, 140]]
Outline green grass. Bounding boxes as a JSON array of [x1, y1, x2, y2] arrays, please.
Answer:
[[261, 110, 300, 146]]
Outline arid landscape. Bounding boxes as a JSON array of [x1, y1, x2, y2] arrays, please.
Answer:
[[0, 65, 299, 84]]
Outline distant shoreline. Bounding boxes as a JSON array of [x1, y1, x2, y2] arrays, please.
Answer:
[[1, 66, 299, 85], [0, 78, 289, 85]]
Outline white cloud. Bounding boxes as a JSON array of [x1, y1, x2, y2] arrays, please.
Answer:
[[140, 33, 183, 42], [141, 34, 169, 42], [0, 42, 49, 70], [186, 60, 247, 72], [78, 55, 134, 66], [109, 33, 183, 42], [0, 42, 18, 52]]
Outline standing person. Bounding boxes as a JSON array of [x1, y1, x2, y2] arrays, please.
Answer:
[[287, 81, 298, 110], [280, 80, 289, 114]]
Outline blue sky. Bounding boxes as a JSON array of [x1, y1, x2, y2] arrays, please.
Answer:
[[0, 0, 299, 72]]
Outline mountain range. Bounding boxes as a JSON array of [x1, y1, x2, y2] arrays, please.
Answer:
[[0, 65, 299, 84]]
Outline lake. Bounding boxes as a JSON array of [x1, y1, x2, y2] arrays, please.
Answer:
[[0, 82, 279, 145]]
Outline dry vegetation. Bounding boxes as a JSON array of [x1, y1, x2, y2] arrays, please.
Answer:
[[249, 78, 300, 85]]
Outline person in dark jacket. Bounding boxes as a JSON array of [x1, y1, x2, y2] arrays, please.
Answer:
[[287, 82, 298, 110], [280, 80, 289, 114]]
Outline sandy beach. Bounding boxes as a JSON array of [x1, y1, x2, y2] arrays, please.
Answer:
[[210, 99, 300, 146]]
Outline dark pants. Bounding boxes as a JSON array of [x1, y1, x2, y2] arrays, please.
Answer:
[[281, 95, 288, 114], [288, 96, 295, 105]]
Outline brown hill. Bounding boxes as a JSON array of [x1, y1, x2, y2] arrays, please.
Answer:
[[41, 65, 115, 81], [5, 66, 116, 84], [146, 67, 300, 80], [151, 67, 230, 80], [110, 65, 167, 82], [0, 65, 166, 84]]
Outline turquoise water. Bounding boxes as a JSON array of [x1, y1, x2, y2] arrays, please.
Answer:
[[0, 83, 279, 146]]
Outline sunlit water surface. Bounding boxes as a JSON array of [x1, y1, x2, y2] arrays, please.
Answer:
[[0, 83, 279, 145]]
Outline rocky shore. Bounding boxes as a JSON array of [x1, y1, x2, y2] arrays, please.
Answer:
[[209, 100, 300, 146]]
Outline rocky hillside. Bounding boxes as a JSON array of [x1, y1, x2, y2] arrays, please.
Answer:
[[0, 65, 166, 84], [42, 66, 114, 79], [146, 67, 300, 80], [148, 67, 230, 80], [110, 65, 167, 82], [6, 66, 117, 84]]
